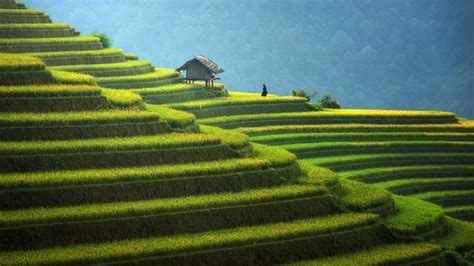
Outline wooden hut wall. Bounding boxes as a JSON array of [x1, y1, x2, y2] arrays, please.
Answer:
[[186, 61, 213, 80]]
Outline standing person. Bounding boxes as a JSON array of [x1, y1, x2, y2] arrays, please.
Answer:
[[261, 84, 268, 97]]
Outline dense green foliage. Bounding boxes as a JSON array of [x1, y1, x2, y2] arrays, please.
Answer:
[[385, 195, 445, 237], [145, 103, 196, 130], [0, 52, 44, 71], [290, 88, 316, 102], [91, 31, 111, 48], [318, 93, 341, 109], [200, 125, 250, 150], [339, 179, 392, 212], [100, 88, 143, 109], [437, 217, 474, 251]]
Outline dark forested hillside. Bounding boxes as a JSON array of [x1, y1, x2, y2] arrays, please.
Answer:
[[24, 0, 473, 118]]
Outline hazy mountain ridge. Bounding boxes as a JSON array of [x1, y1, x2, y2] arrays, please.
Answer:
[[24, 0, 473, 118]]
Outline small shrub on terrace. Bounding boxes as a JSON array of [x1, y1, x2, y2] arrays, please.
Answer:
[[290, 88, 318, 102], [318, 93, 341, 109], [91, 31, 112, 48]]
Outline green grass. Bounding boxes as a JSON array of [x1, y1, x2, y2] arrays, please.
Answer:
[[385, 195, 445, 237], [96, 69, 183, 89], [0, 9, 44, 14], [0, 84, 100, 97], [252, 143, 297, 167], [0, 23, 75, 38], [100, 88, 143, 109], [200, 125, 250, 150], [0, 52, 44, 71], [145, 103, 196, 129], [0, 133, 220, 156], [170, 95, 307, 110], [0, 156, 278, 190], [199, 110, 457, 128], [339, 179, 393, 212], [445, 205, 474, 213], [0, 110, 161, 127], [0, 36, 102, 52], [297, 162, 340, 188], [250, 132, 474, 144], [24, 48, 123, 58], [339, 165, 474, 183], [437, 217, 474, 251], [0, 23, 71, 29], [281, 140, 474, 152], [413, 190, 474, 202], [0, 36, 99, 45], [124, 53, 138, 60], [132, 82, 208, 95], [302, 153, 474, 172], [237, 121, 474, 135], [50, 60, 154, 77], [96, 68, 180, 83], [0, 142, 294, 189], [288, 243, 442, 266], [0, 213, 379, 265], [0, 185, 325, 228], [135, 83, 220, 104], [50, 70, 96, 85], [373, 177, 474, 192]]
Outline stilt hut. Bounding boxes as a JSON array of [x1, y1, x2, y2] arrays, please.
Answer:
[[176, 55, 224, 88]]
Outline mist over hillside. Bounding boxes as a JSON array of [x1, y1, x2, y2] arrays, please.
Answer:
[[24, 0, 473, 118]]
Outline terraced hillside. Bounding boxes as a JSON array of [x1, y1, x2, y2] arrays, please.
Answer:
[[2, 52, 458, 265], [0, 0, 228, 104], [1, 0, 473, 264], [191, 98, 474, 220]]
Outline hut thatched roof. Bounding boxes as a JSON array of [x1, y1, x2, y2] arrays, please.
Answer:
[[176, 55, 224, 74]]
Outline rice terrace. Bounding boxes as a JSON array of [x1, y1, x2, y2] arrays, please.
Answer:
[[0, 0, 473, 265]]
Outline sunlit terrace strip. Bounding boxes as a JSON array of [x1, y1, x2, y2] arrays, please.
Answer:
[[339, 165, 474, 183], [0, 36, 99, 45], [287, 243, 442, 266], [0, 23, 70, 29], [0, 143, 296, 189], [50, 60, 154, 77], [0, 110, 161, 127], [0, 185, 325, 228], [237, 121, 474, 135], [199, 110, 458, 128], [170, 95, 307, 110], [0, 52, 44, 70], [0, 85, 100, 97], [0, 133, 220, 156], [0, 213, 378, 265]]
